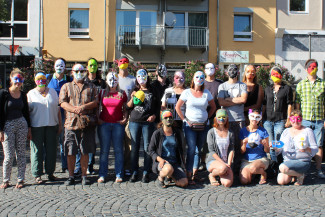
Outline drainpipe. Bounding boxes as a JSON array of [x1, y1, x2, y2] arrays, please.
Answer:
[[38, 0, 42, 58], [216, 0, 220, 65], [103, 0, 107, 75]]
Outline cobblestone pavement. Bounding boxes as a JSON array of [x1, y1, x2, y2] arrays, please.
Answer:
[[1, 147, 325, 216]]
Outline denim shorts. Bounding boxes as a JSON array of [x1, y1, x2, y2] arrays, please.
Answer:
[[158, 162, 186, 181], [281, 160, 311, 174]]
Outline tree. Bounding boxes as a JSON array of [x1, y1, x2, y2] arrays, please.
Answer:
[[0, 0, 10, 21]]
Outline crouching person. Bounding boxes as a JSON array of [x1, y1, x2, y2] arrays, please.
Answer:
[[59, 64, 98, 185], [148, 110, 188, 188]]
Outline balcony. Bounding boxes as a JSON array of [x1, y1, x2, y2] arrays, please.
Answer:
[[118, 25, 209, 51]]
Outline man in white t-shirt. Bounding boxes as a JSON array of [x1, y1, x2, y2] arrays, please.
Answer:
[[218, 64, 248, 174], [117, 56, 136, 176]]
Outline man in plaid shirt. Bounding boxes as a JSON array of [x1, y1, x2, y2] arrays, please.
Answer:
[[296, 59, 325, 178]]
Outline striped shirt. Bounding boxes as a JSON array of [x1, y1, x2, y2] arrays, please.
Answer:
[[295, 77, 325, 121]]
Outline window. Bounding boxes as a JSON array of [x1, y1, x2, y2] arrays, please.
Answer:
[[290, 0, 308, 13], [0, 0, 28, 38], [69, 9, 89, 38], [116, 11, 136, 44], [234, 15, 252, 41]]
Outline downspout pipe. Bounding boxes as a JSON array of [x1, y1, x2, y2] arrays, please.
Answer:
[[216, 0, 219, 65], [103, 0, 107, 75]]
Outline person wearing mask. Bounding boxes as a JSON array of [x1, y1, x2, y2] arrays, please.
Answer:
[[127, 69, 159, 183], [97, 72, 127, 183], [0, 69, 31, 189], [118, 56, 136, 177], [175, 71, 216, 184], [27, 71, 61, 184], [47, 58, 72, 173], [295, 59, 325, 178], [59, 64, 98, 185]]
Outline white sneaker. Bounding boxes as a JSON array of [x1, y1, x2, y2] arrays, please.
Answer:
[[317, 170, 325, 179]]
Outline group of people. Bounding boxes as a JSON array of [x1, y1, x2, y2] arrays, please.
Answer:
[[0, 56, 324, 189]]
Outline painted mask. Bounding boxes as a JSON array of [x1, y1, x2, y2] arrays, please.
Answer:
[[106, 72, 119, 88], [205, 63, 215, 76], [136, 69, 148, 85], [88, 59, 98, 74], [157, 64, 167, 78], [133, 90, 145, 106], [12, 74, 24, 83], [227, 64, 239, 79], [307, 62, 318, 76], [54, 59, 65, 74], [216, 109, 228, 123], [35, 72, 47, 87], [118, 57, 129, 70], [193, 71, 205, 86], [270, 67, 282, 83], [72, 64, 86, 81], [174, 71, 185, 86], [247, 132, 261, 149], [161, 110, 174, 127], [289, 115, 302, 123], [245, 65, 256, 80]]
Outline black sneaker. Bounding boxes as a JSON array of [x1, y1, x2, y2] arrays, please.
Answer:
[[198, 162, 206, 171], [82, 177, 90, 185], [65, 177, 75, 186], [130, 173, 138, 182], [142, 173, 149, 183]]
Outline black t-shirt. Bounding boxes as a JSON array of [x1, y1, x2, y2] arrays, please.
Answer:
[[151, 78, 172, 122]]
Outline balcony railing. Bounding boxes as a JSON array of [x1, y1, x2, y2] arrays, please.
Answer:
[[118, 25, 208, 51]]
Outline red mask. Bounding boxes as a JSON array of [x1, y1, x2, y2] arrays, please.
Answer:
[[307, 62, 318, 75], [271, 70, 282, 79], [118, 58, 129, 69]]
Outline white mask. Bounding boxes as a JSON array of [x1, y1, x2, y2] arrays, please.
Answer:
[[106, 72, 119, 88], [72, 64, 86, 81], [205, 63, 215, 76], [55, 59, 65, 74], [136, 69, 148, 85]]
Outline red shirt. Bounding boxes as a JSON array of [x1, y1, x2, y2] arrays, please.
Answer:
[[99, 90, 127, 123]]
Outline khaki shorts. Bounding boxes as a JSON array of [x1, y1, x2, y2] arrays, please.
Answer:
[[240, 157, 270, 170]]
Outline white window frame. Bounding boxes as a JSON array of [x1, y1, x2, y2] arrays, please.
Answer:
[[68, 6, 90, 39], [233, 14, 253, 42], [288, 0, 309, 14], [0, 0, 29, 40]]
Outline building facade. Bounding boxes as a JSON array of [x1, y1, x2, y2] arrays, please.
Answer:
[[0, 0, 41, 88], [275, 0, 325, 80]]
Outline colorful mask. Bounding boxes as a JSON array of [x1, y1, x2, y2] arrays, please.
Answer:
[[205, 63, 215, 76], [35, 72, 47, 87], [12, 74, 24, 83], [227, 64, 239, 79], [133, 90, 145, 105], [88, 59, 98, 74], [194, 71, 205, 86], [216, 109, 228, 123], [157, 64, 167, 78], [307, 62, 318, 76], [72, 64, 86, 81], [54, 59, 65, 74], [174, 71, 185, 86], [248, 109, 262, 122], [106, 72, 119, 88], [245, 65, 256, 79], [118, 57, 129, 70], [161, 110, 174, 127], [136, 69, 148, 85], [270, 67, 282, 83], [289, 115, 302, 123]]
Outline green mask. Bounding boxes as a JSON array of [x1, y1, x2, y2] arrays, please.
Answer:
[[133, 96, 143, 106], [88, 59, 98, 74]]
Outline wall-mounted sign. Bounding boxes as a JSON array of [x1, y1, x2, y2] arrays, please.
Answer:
[[220, 51, 249, 63]]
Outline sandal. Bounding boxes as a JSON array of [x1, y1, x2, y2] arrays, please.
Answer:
[[158, 176, 166, 188], [259, 179, 267, 185], [35, 177, 43, 184], [0, 181, 10, 189], [97, 177, 105, 183], [115, 177, 123, 183], [15, 181, 24, 189], [294, 174, 305, 186], [209, 173, 220, 186]]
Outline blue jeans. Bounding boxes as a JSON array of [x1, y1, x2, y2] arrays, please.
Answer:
[[59, 109, 67, 170], [302, 120, 324, 147], [98, 123, 125, 178], [129, 121, 154, 175], [263, 120, 285, 162], [183, 122, 209, 173]]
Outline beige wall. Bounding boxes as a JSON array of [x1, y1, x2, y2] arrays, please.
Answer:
[[277, 0, 322, 30], [43, 0, 114, 62], [209, 0, 276, 64]]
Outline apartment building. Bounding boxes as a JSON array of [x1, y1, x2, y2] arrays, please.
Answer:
[[275, 0, 325, 80]]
